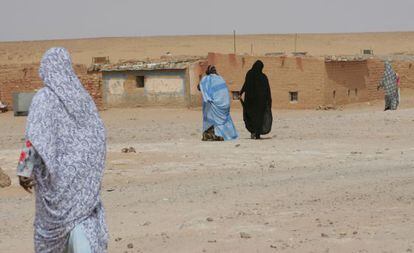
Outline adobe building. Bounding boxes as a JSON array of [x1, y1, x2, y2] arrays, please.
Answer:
[[90, 56, 207, 108], [207, 53, 414, 109]]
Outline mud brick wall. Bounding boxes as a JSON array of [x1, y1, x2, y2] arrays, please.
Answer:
[[0, 63, 103, 110], [208, 53, 326, 109], [208, 53, 390, 109], [324, 60, 384, 106], [392, 60, 414, 89], [366, 59, 386, 101]]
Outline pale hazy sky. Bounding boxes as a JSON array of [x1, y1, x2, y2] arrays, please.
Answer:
[[0, 0, 413, 42]]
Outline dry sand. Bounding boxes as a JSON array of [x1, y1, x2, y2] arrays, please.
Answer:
[[1, 32, 414, 65], [1, 95, 414, 252]]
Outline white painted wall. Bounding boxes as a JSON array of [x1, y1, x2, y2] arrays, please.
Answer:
[[145, 76, 184, 94], [108, 77, 125, 95]]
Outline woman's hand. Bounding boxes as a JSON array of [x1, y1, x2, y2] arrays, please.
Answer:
[[19, 176, 35, 193]]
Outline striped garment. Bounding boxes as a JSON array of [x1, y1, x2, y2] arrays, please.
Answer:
[[379, 62, 398, 110], [200, 74, 238, 141]]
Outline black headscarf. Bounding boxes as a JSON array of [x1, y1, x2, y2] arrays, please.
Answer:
[[206, 65, 218, 75], [240, 60, 272, 135]]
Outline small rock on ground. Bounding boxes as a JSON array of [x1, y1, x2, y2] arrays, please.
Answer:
[[240, 232, 252, 239], [0, 168, 11, 188]]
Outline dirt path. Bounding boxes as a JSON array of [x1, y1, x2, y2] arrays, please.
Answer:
[[1, 104, 413, 253]]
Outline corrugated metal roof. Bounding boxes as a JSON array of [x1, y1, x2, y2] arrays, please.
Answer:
[[90, 56, 206, 72]]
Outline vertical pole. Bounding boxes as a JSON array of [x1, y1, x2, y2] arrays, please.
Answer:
[[233, 30, 237, 54], [251, 43, 253, 55], [294, 33, 298, 53]]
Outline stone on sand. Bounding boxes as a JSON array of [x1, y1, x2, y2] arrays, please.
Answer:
[[240, 232, 252, 239], [0, 168, 11, 188]]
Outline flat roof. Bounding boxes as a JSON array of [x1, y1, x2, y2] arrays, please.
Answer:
[[324, 55, 371, 62], [90, 56, 206, 72]]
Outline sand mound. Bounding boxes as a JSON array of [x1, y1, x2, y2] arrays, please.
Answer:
[[0, 168, 11, 188]]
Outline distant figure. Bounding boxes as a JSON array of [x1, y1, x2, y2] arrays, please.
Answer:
[[378, 61, 398, 111], [17, 48, 108, 253], [240, 60, 272, 139], [199, 65, 238, 141]]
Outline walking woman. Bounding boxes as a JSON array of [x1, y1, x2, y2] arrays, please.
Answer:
[[378, 61, 399, 111], [17, 48, 108, 253], [240, 60, 272, 139], [199, 65, 238, 141]]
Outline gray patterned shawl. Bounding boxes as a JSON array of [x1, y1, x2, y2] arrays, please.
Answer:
[[27, 48, 108, 253], [380, 61, 398, 96]]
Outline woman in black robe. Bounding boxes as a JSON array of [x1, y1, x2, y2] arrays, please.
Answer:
[[240, 60, 272, 139]]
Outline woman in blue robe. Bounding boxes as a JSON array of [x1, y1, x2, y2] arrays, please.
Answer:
[[199, 66, 238, 141]]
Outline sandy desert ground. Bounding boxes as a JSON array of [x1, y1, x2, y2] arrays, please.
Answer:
[[1, 94, 414, 252], [1, 32, 414, 65]]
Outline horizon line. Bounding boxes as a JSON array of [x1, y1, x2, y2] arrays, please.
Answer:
[[1, 30, 413, 44]]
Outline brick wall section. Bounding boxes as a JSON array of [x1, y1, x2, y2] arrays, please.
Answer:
[[393, 60, 414, 89], [188, 61, 208, 107], [208, 53, 326, 109], [324, 60, 384, 105], [0, 64, 43, 107], [0, 63, 103, 110], [366, 59, 385, 101], [208, 53, 391, 109]]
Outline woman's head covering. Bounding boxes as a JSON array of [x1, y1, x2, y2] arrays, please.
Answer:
[[251, 60, 264, 73], [27, 47, 108, 253], [206, 65, 218, 75], [380, 61, 398, 96], [39, 47, 100, 124], [384, 61, 395, 74]]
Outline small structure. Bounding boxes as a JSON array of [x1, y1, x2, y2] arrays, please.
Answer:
[[362, 49, 374, 55], [92, 56, 110, 64], [292, 52, 308, 57], [91, 56, 207, 108], [265, 52, 286, 57], [12, 92, 36, 116]]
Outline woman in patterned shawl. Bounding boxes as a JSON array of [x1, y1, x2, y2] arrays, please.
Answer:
[[17, 48, 108, 253], [378, 61, 399, 111]]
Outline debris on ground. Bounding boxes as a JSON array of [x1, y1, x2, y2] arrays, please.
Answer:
[[0, 168, 11, 188], [316, 105, 343, 111], [321, 233, 329, 238], [142, 221, 151, 226], [240, 232, 252, 239], [122, 147, 136, 153]]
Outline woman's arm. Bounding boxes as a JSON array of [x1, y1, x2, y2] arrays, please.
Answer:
[[240, 72, 250, 96], [240, 82, 246, 96], [17, 140, 38, 193]]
